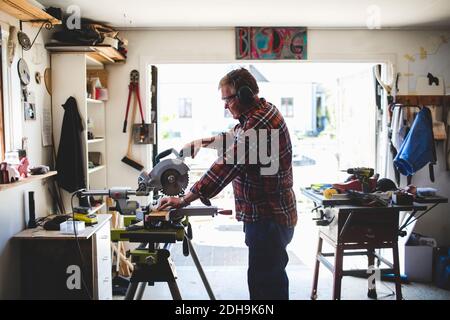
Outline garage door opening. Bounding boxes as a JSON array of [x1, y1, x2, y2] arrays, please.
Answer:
[[152, 62, 380, 294], [156, 62, 378, 210]]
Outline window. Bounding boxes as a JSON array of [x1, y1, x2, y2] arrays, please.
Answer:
[[280, 97, 294, 117], [178, 97, 192, 118]]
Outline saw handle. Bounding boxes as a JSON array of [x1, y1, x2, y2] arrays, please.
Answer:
[[218, 210, 232, 215], [154, 148, 181, 164], [200, 197, 211, 206]]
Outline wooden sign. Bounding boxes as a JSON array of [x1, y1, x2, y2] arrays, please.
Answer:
[[236, 27, 307, 60]]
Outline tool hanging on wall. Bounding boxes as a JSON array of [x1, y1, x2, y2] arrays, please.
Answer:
[[374, 63, 398, 104], [121, 89, 144, 171], [7, 26, 17, 66], [17, 31, 31, 51], [123, 70, 155, 144], [123, 70, 145, 132], [17, 58, 30, 101]]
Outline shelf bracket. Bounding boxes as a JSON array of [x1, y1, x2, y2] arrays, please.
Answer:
[[20, 20, 54, 51]]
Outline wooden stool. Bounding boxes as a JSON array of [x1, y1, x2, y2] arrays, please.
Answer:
[[310, 207, 403, 300]]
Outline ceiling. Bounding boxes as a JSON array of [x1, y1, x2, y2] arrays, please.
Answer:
[[38, 0, 450, 29]]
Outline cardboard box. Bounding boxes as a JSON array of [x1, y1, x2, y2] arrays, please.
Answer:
[[404, 245, 434, 282]]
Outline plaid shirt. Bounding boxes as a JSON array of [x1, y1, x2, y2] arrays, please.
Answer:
[[190, 98, 297, 227]]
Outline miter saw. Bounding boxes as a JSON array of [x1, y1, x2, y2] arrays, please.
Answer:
[[137, 148, 189, 197], [77, 148, 228, 300], [79, 148, 224, 226]]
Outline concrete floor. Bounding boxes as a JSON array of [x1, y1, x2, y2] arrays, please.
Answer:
[[116, 212, 450, 300]]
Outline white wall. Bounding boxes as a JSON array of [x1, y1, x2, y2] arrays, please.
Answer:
[[106, 28, 450, 245], [0, 12, 53, 299]]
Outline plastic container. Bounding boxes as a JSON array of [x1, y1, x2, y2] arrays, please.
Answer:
[[59, 220, 85, 234]]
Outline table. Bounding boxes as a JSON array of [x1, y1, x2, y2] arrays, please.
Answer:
[[13, 214, 112, 300], [300, 187, 447, 300]]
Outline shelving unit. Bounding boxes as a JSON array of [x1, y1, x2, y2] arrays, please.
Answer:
[[51, 53, 108, 212]]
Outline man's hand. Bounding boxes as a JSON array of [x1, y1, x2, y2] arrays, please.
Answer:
[[157, 196, 187, 210], [181, 141, 201, 159], [181, 136, 218, 159]]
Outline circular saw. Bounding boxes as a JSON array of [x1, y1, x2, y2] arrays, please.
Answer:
[[138, 148, 189, 196]]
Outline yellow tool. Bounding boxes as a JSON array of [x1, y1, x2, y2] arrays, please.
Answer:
[[323, 188, 338, 199], [74, 213, 98, 225]]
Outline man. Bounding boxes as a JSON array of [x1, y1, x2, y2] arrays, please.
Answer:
[[158, 68, 297, 300]]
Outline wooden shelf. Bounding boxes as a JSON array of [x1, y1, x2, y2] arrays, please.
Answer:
[[0, 0, 61, 26], [395, 95, 450, 106], [0, 171, 57, 192], [87, 138, 105, 144], [87, 98, 104, 104], [88, 165, 106, 175], [86, 55, 104, 68], [46, 44, 126, 64]]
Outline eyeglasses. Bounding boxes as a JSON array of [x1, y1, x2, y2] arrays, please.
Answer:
[[222, 94, 237, 105]]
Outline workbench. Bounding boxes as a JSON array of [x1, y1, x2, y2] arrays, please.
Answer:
[[301, 187, 447, 300]]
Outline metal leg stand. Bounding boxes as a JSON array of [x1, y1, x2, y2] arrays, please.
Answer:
[[367, 247, 378, 299], [124, 282, 139, 300], [135, 282, 147, 300], [311, 236, 323, 300], [168, 281, 182, 300], [186, 235, 216, 300]]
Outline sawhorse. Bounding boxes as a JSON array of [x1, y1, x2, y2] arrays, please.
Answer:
[[124, 235, 215, 300]]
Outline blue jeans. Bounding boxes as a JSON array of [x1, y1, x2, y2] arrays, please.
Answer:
[[244, 220, 295, 300]]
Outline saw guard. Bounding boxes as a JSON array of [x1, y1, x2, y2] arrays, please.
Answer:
[[149, 158, 189, 195]]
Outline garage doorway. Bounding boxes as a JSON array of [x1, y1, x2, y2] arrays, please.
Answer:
[[154, 62, 379, 284], [156, 63, 378, 208]]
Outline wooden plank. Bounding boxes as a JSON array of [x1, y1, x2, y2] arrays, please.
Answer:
[[46, 45, 124, 64], [396, 95, 445, 106], [147, 210, 170, 222], [95, 46, 125, 61], [0, 171, 57, 191], [0, 0, 61, 25], [86, 54, 104, 68]]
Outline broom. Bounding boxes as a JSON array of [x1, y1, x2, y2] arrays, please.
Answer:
[[121, 93, 144, 171]]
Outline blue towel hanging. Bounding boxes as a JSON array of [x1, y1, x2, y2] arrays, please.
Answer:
[[394, 107, 436, 178]]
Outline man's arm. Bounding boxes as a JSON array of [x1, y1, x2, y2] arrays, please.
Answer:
[[182, 129, 235, 158]]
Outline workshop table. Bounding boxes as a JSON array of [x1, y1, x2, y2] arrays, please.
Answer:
[[300, 187, 447, 300]]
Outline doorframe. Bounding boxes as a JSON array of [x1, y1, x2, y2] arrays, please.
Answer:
[[139, 54, 395, 172]]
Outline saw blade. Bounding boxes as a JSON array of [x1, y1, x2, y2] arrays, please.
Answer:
[[160, 169, 189, 196]]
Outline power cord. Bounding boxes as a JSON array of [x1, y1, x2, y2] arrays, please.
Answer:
[[71, 190, 93, 300]]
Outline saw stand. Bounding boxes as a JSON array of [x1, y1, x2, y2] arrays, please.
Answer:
[[79, 189, 220, 300], [121, 216, 216, 300]]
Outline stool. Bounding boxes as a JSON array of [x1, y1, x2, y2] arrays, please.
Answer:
[[311, 208, 403, 300]]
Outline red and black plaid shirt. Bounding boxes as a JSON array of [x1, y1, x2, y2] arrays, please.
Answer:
[[190, 98, 297, 227]]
